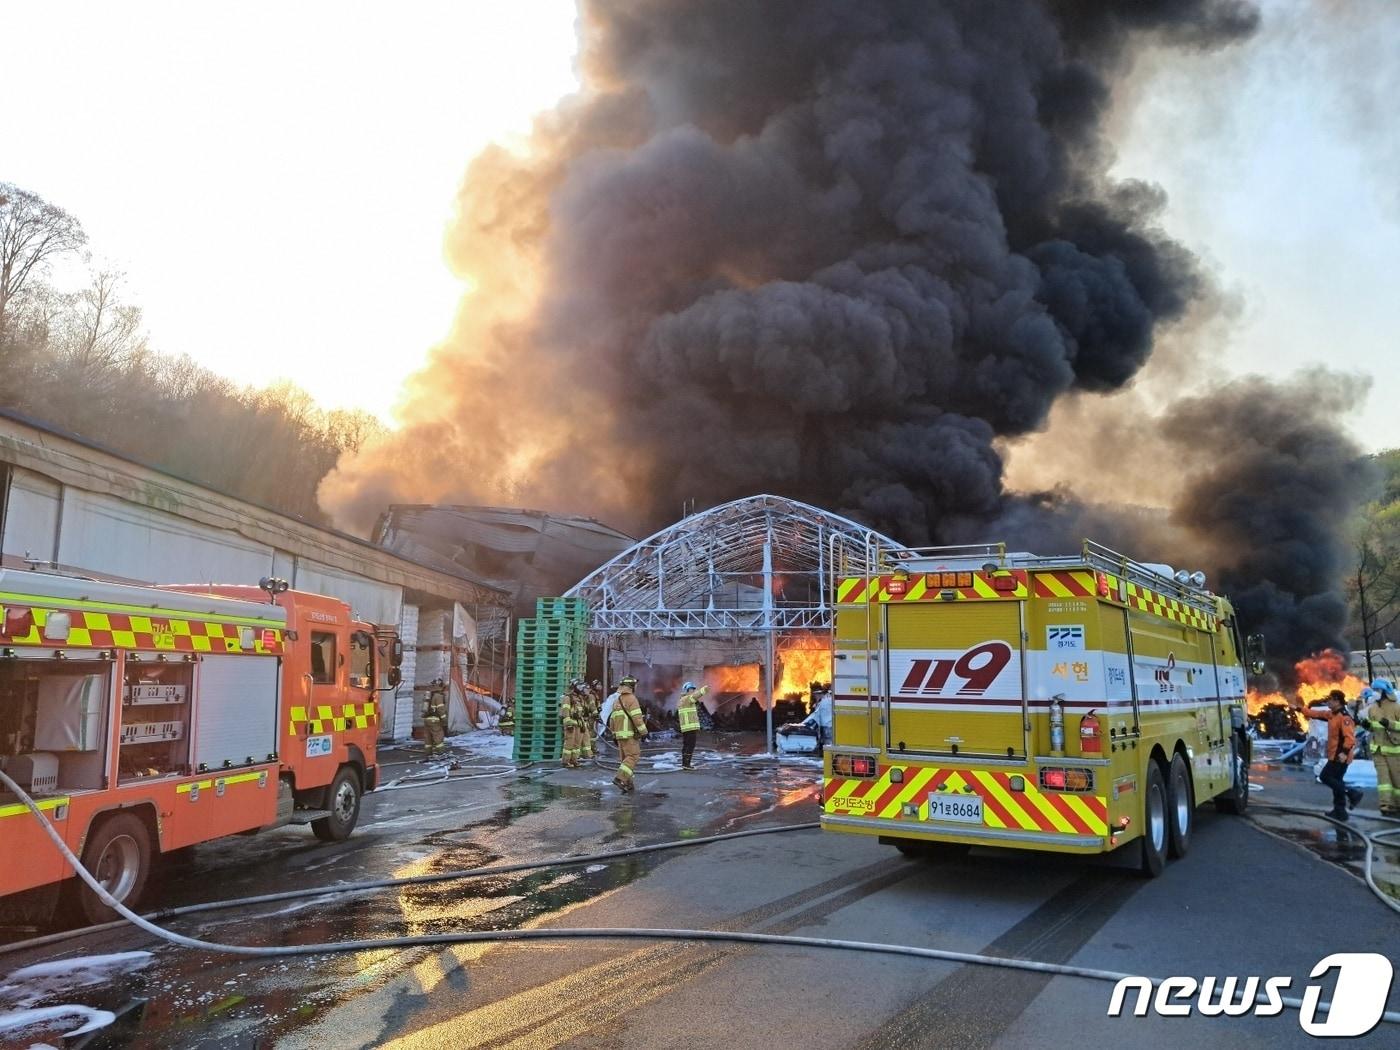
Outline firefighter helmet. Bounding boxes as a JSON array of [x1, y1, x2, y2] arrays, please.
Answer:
[[620, 675, 638, 688], [682, 681, 696, 692]]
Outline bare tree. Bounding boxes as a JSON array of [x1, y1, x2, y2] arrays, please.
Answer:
[[1351, 501, 1400, 680], [59, 268, 147, 374], [326, 408, 387, 453], [0, 183, 87, 345]]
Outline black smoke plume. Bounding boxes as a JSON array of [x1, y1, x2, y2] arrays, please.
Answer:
[[315, 2, 1377, 661], [323, 0, 1260, 539]]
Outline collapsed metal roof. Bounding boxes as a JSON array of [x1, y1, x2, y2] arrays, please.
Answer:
[[374, 504, 634, 620], [566, 494, 905, 636]]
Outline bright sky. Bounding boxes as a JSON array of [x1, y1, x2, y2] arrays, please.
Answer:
[[3, 1, 580, 420], [5, 1, 1397, 450]]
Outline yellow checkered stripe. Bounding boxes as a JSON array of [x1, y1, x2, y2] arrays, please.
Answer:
[[1123, 582, 1216, 631], [0, 601, 284, 654], [288, 702, 378, 735], [835, 572, 1029, 605], [824, 766, 1107, 836], [0, 795, 69, 820]]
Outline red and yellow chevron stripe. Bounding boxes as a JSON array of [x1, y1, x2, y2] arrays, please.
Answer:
[[1031, 569, 1099, 599], [835, 570, 1030, 605], [0, 603, 284, 655], [824, 765, 1107, 837]]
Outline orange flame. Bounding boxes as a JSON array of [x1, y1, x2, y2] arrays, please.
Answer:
[[776, 635, 831, 699], [1246, 648, 1368, 736], [700, 634, 832, 704], [705, 664, 760, 694]]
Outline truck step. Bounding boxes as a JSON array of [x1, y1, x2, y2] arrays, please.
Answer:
[[286, 809, 331, 824]]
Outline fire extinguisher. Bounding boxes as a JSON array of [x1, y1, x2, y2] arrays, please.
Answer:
[[1079, 709, 1102, 754]]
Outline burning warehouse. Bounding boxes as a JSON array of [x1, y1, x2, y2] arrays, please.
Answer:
[[563, 494, 894, 737]]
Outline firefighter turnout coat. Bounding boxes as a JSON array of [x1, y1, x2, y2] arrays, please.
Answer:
[[1366, 697, 1400, 812]]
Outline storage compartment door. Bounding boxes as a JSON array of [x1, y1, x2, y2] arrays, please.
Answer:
[[33, 674, 106, 751], [885, 601, 1026, 759], [195, 656, 280, 769]]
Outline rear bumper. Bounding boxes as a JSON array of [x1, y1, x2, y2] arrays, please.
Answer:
[[823, 762, 1112, 850], [822, 812, 1107, 851]]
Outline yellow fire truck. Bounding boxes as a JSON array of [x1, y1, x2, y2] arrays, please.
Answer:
[[823, 540, 1258, 876]]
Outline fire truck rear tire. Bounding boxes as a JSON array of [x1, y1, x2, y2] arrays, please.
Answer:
[[1138, 762, 1169, 878], [1166, 753, 1194, 859], [312, 767, 362, 842], [73, 813, 153, 925]]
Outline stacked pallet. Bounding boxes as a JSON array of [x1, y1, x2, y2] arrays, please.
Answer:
[[513, 597, 589, 762]]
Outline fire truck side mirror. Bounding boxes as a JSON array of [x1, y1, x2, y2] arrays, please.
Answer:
[[391, 638, 404, 668], [1246, 633, 1266, 676], [387, 666, 402, 688]]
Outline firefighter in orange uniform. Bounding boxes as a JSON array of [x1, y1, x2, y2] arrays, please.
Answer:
[[1306, 689, 1363, 820], [559, 683, 582, 768], [609, 675, 648, 793]]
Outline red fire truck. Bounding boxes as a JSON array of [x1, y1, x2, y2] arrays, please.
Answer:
[[0, 569, 402, 924]]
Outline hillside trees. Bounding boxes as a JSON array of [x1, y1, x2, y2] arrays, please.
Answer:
[[0, 182, 383, 522]]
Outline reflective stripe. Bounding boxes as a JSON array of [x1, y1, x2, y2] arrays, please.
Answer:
[[618, 763, 633, 776], [0, 796, 69, 820]]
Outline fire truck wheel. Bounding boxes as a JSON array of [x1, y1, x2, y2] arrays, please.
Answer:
[[1139, 761, 1169, 878], [1166, 753, 1194, 859], [1214, 736, 1249, 815], [312, 767, 362, 842], [74, 813, 153, 925]]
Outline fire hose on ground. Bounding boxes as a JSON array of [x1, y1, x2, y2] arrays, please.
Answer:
[[2, 770, 1396, 1031], [1249, 801, 1400, 916]]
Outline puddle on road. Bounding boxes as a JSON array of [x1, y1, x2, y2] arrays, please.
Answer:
[[1, 756, 819, 1048]]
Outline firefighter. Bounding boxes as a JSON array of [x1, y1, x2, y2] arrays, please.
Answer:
[[578, 681, 597, 762], [422, 679, 448, 758], [1306, 689, 1363, 820], [609, 675, 648, 793], [1363, 679, 1400, 815], [677, 681, 707, 770], [559, 682, 582, 768]]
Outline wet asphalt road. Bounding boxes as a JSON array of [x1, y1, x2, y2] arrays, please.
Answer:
[[2, 734, 1398, 1049]]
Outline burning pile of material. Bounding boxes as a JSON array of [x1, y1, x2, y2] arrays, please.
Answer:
[[1247, 648, 1368, 739]]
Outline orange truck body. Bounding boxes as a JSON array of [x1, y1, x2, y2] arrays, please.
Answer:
[[0, 569, 392, 917]]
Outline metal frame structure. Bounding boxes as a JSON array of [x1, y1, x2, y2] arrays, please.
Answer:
[[565, 495, 906, 746]]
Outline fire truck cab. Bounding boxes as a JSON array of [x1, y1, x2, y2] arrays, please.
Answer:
[[0, 569, 397, 924], [823, 541, 1251, 876]]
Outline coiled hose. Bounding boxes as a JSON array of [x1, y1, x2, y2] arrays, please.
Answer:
[[1, 770, 1394, 1027]]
